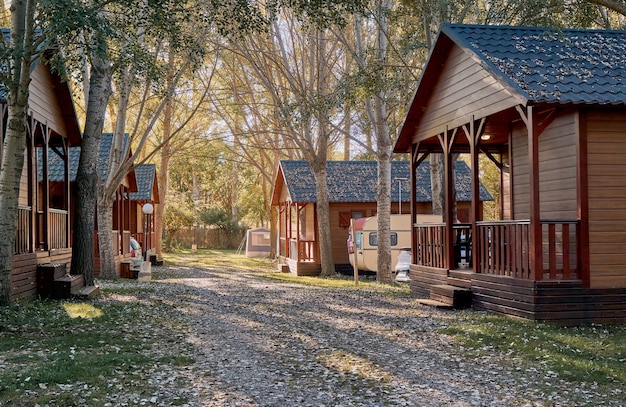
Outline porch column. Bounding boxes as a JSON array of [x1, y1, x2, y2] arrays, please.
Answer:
[[63, 140, 71, 248], [410, 143, 418, 265], [42, 123, 51, 251], [26, 117, 36, 252], [442, 127, 457, 269], [463, 116, 485, 273], [527, 106, 542, 281]]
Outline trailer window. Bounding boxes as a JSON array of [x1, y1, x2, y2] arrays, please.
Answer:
[[355, 232, 362, 250], [369, 232, 398, 246]]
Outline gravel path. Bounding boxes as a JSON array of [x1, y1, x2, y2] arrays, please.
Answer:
[[105, 265, 619, 407]]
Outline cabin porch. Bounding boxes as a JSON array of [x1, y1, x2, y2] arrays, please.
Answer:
[[409, 221, 626, 324], [277, 237, 320, 276]]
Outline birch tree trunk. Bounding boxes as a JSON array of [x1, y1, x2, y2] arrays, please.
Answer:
[[71, 57, 113, 285], [0, 0, 36, 304]]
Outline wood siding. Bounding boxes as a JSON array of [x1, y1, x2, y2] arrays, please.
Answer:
[[29, 63, 68, 137], [511, 112, 577, 220], [586, 109, 626, 288], [415, 46, 519, 142]]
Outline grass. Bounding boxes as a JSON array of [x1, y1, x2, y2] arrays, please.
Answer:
[[441, 313, 626, 397], [0, 295, 194, 405], [163, 248, 277, 272]]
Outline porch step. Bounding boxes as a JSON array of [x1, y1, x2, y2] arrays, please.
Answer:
[[53, 274, 84, 299], [77, 285, 100, 298], [279, 264, 290, 273], [416, 299, 454, 309], [430, 284, 472, 309]]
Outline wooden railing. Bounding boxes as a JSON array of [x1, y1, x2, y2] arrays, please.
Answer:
[[48, 209, 68, 250], [414, 220, 579, 281], [15, 206, 31, 254], [288, 238, 316, 262], [476, 220, 578, 280], [415, 223, 446, 268]]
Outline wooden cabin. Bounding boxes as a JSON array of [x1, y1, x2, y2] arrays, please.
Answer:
[[271, 160, 491, 275], [9, 56, 82, 300], [129, 163, 160, 263], [394, 24, 626, 324], [48, 134, 159, 278]]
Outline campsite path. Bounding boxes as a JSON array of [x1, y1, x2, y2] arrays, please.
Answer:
[[118, 265, 611, 407]]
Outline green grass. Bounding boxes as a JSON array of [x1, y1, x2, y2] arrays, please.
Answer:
[[0, 295, 194, 405], [441, 313, 626, 392], [162, 248, 277, 272]]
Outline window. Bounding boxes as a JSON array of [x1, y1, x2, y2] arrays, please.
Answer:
[[369, 232, 398, 246], [339, 210, 366, 227]]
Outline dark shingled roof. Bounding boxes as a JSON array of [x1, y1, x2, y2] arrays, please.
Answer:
[[442, 24, 626, 105], [279, 160, 492, 203], [129, 164, 156, 201], [42, 133, 128, 181]]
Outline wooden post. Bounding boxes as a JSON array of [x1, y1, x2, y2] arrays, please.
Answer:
[[350, 218, 358, 285]]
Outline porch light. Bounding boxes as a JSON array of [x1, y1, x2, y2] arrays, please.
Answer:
[[480, 134, 491, 141]]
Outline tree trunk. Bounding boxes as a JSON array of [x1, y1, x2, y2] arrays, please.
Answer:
[[431, 153, 444, 216], [375, 94, 392, 283], [155, 131, 171, 258], [374, 0, 393, 284], [97, 195, 117, 279], [311, 161, 335, 276], [0, 0, 36, 305], [71, 57, 113, 285]]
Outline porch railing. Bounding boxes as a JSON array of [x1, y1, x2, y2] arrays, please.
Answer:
[[15, 206, 31, 254], [414, 220, 579, 281], [48, 209, 68, 250], [288, 238, 316, 262], [415, 223, 446, 268]]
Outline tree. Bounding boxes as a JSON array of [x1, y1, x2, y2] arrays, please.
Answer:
[[0, 0, 37, 304]]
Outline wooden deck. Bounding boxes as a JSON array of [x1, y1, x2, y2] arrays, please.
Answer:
[[408, 267, 626, 324]]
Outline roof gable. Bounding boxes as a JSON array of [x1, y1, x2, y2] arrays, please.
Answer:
[[129, 164, 159, 203], [443, 24, 626, 105], [276, 160, 492, 204], [396, 24, 626, 152]]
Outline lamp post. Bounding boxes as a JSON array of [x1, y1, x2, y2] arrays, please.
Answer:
[[142, 203, 154, 261], [395, 177, 408, 214]]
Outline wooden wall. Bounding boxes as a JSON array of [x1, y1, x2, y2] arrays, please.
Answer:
[[415, 44, 519, 142], [11, 249, 72, 301], [511, 111, 578, 220], [586, 108, 626, 288], [29, 63, 68, 137]]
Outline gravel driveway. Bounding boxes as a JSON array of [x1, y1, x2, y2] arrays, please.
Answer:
[[102, 265, 618, 407]]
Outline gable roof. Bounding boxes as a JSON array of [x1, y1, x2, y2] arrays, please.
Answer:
[[44, 133, 137, 193], [129, 164, 159, 203], [395, 24, 626, 152], [442, 24, 626, 105], [274, 160, 492, 204], [0, 28, 82, 145]]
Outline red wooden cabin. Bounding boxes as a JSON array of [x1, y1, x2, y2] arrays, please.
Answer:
[[9, 57, 81, 300], [394, 24, 626, 324], [271, 160, 490, 275]]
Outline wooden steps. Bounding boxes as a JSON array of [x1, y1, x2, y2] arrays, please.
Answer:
[[77, 285, 100, 298], [53, 274, 84, 299], [416, 298, 454, 309], [429, 284, 472, 309]]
